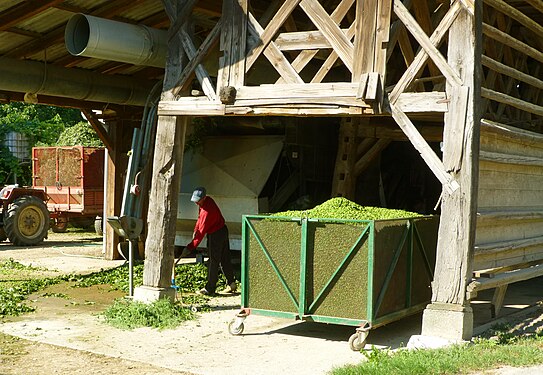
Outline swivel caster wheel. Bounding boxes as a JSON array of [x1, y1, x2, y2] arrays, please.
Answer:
[[348, 330, 369, 351], [228, 319, 244, 335]]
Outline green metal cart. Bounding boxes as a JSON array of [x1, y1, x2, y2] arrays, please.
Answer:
[[228, 214, 439, 350]]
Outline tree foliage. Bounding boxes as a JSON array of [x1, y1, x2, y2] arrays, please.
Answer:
[[54, 121, 104, 147]]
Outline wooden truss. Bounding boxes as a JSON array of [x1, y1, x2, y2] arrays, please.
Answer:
[[158, 0, 541, 192], [157, 0, 465, 118]]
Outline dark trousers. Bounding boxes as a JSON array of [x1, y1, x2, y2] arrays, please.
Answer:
[[206, 225, 235, 293]]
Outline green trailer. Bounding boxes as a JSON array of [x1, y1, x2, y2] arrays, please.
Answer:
[[228, 214, 439, 350]]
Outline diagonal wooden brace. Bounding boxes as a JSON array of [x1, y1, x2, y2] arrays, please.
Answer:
[[389, 101, 460, 194]]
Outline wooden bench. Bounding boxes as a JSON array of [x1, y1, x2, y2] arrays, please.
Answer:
[[467, 262, 543, 317]]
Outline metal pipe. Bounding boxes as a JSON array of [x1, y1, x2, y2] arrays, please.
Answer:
[[65, 14, 167, 68], [0, 56, 156, 106], [102, 148, 108, 256]]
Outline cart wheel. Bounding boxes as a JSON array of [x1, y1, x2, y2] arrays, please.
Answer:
[[348, 331, 368, 351], [228, 319, 244, 335]]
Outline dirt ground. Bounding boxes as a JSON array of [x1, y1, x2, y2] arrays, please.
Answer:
[[1, 232, 543, 375]]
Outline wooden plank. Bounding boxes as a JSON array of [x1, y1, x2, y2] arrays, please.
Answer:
[[481, 119, 543, 145], [491, 285, 507, 317], [475, 236, 543, 255], [356, 73, 369, 99], [230, 0, 248, 87], [173, 19, 223, 97], [389, 1, 462, 103], [524, 0, 543, 14], [373, 0, 393, 76], [247, 13, 304, 84], [365, 73, 380, 101], [82, 109, 112, 151], [230, 97, 370, 108], [236, 82, 359, 99], [179, 30, 217, 100], [477, 210, 543, 223], [357, 122, 444, 142], [412, 0, 440, 77], [274, 29, 351, 50], [484, 0, 543, 40], [353, 0, 378, 76], [166, 0, 198, 41], [474, 248, 543, 272], [474, 260, 543, 278], [397, 26, 416, 68], [159, 99, 226, 116], [217, 0, 234, 93], [430, 2, 482, 306], [389, 102, 459, 194], [145, 1, 188, 289], [300, 0, 355, 72], [443, 85, 469, 173], [396, 92, 448, 113], [483, 23, 543, 65], [276, 0, 355, 84], [354, 138, 391, 176], [245, 0, 301, 70], [482, 55, 543, 91], [393, 0, 462, 87], [386, 0, 413, 63], [225, 106, 367, 116], [331, 118, 359, 199], [467, 264, 543, 293], [481, 87, 543, 117], [480, 150, 543, 167], [311, 24, 356, 83]]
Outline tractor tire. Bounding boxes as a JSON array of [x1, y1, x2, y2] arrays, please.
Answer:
[[4, 196, 50, 246], [94, 217, 103, 236]]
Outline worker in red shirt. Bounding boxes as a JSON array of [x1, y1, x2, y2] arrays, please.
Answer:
[[184, 187, 237, 295]]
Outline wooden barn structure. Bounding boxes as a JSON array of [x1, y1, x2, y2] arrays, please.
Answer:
[[0, 0, 542, 342]]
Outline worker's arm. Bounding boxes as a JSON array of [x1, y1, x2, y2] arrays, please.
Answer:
[[186, 208, 209, 249]]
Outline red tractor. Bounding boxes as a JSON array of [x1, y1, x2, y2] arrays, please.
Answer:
[[0, 185, 50, 245]]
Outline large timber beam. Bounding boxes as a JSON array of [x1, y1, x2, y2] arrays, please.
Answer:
[[419, 0, 482, 343], [135, 0, 188, 303]]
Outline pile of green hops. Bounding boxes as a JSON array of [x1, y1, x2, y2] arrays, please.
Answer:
[[272, 197, 421, 221]]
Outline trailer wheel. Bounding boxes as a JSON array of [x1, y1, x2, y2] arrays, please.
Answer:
[[348, 331, 368, 352], [5, 196, 50, 246], [94, 217, 103, 236], [228, 320, 244, 335], [51, 217, 68, 233]]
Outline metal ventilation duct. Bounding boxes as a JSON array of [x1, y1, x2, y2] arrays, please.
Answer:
[[0, 56, 156, 106], [65, 14, 167, 68]]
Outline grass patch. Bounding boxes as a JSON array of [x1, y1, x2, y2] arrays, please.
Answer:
[[102, 298, 195, 330], [331, 332, 543, 375], [0, 259, 67, 317], [1, 258, 228, 319], [73, 262, 227, 294]]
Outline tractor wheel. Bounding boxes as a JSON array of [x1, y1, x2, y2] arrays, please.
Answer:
[[4, 196, 50, 246], [51, 217, 68, 233]]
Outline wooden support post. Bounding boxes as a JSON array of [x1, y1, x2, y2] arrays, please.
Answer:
[[420, 0, 482, 342], [491, 285, 508, 318], [331, 118, 360, 199], [135, 1, 188, 302], [104, 119, 127, 260]]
